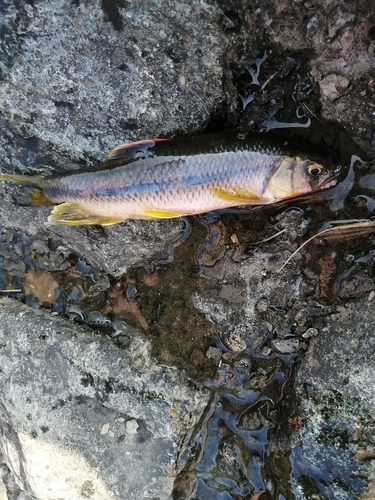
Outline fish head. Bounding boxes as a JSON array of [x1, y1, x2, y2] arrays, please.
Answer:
[[266, 153, 342, 201]]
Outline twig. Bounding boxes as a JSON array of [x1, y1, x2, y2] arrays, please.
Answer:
[[278, 220, 375, 273], [299, 102, 323, 123], [250, 228, 286, 245], [260, 71, 278, 90]]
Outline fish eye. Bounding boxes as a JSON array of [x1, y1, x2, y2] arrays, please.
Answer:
[[307, 162, 324, 176]]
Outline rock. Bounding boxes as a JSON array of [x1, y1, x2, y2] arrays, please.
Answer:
[[205, 347, 221, 363], [0, 187, 186, 277], [296, 297, 375, 415], [23, 270, 59, 306], [288, 297, 375, 499], [302, 327, 318, 339], [319, 74, 350, 101], [192, 208, 314, 351], [0, 1, 227, 155], [0, 298, 210, 500], [271, 337, 300, 354]]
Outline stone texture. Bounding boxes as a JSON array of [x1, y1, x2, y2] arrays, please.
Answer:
[[296, 296, 375, 415], [0, 298, 210, 500], [0, 0, 226, 157], [0, 181, 186, 277], [319, 74, 350, 102], [282, 296, 375, 499]]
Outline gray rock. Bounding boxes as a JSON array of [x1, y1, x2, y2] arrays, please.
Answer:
[[0, 185, 186, 277], [290, 296, 375, 499], [0, 298, 210, 500], [302, 327, 318, 339], [271, 337, 300, 354], [0, 1, 227, 157], [296, 297, 375, 415], [319, 74, 350, 102]]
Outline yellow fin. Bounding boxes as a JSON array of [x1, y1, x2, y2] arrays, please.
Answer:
[[140, 208, 180, 219], [30, 189, 54, 206], [211, 188, 263, 203], [0, 174, 43, 188], [48, 203, 124, 226], [0, 174, 53, 206]]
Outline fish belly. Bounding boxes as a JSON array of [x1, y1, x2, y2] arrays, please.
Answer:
[[70, 184, 271, 220]]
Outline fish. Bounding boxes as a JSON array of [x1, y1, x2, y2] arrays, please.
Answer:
[[0, 133, 342, 226]]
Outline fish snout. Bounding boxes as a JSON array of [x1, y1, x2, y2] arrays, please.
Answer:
[[317, 164, 343, 190]]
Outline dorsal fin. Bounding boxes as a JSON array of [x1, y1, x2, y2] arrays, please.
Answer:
[[106, 139, 171, 161]]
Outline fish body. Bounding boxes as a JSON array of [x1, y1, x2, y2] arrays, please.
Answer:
[[0, 134, 341, 226]]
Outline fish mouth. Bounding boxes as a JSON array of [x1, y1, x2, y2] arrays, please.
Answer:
[[318, 177, 338, 190], [317, 165, 343, 190]]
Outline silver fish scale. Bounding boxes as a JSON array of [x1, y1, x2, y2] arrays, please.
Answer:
[[43, 149, 283, 218], [104, 150, 279, 193]]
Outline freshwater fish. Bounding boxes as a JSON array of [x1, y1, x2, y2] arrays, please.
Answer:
[[0, 133, 341, 226]]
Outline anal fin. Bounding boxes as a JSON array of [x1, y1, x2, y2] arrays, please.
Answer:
[[211, 188, 263, 203], [48, 202, 124, 226]]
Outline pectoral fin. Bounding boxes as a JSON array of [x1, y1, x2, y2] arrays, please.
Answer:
[[140, 208, 180, 219], [48, 203, 124, 226], [107, 139, 170, 161], [211, 188, 263, 203]]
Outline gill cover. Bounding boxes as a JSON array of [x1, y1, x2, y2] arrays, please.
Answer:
[[265, 155, 329, 201]]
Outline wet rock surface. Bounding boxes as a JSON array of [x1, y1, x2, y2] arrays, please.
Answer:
[[288, 298, 375, 499], [0, 298, 209, 499], [0, 0, 375, 499]]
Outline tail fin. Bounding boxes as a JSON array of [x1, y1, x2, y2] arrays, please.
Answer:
[[0, 173, 43, 187], [0, 174, 52, 206]]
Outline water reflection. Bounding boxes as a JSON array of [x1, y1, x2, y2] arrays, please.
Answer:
[[174, 350, 295, 499]]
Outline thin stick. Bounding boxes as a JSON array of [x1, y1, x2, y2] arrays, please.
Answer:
[[278, 220, 375, 273], [250, 228, 286, 245], [260, 71, 278, 90], [299, 102, 323, 123], [0, 289, 22, 293]]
